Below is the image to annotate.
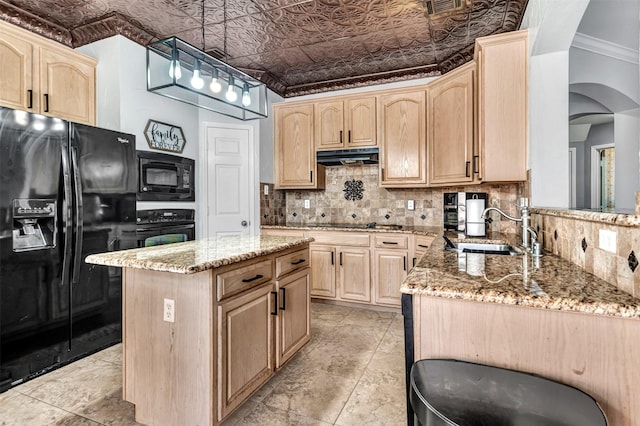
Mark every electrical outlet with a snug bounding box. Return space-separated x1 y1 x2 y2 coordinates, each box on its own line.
599 229 617 253
407 200 415 211
304 199 310 209
263 185 269 195
163 298 175 323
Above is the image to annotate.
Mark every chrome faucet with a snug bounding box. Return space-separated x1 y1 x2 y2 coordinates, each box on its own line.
481 198 538 250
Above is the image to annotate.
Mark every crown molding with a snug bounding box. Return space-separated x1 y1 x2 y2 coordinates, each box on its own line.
572 32 639 65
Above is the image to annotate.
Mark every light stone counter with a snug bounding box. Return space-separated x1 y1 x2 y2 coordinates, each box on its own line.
401 231 640 319
261 224 441 236
86 235 314 274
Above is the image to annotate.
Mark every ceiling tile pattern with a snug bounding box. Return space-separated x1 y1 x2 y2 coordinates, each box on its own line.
0 0 528 97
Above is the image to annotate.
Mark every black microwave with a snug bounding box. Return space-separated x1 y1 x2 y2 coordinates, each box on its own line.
137 151 195 201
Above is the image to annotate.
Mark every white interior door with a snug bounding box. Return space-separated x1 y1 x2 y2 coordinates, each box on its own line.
203 123 254 238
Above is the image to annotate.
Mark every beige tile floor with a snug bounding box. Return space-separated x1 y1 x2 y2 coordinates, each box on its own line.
1 302 406 426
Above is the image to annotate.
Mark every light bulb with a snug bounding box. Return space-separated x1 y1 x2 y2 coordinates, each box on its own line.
191 69 204 89
168 59 182 80
210 69 222 93
225 76 238 102
241 83 251 106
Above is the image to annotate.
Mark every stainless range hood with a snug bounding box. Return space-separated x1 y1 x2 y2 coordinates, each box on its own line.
316 147 379 166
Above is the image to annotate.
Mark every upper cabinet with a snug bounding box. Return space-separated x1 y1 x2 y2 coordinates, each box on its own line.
315 96 376 150
475 30 528 182
378 90 427 187
0 21 96 125
426 62 475 186
274 103 325 189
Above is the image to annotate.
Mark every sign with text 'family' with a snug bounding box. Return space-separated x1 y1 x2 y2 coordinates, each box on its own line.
144 120 186 153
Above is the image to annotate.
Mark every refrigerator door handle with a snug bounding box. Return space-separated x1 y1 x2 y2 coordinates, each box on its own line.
70 145 84 285
61 141 74 287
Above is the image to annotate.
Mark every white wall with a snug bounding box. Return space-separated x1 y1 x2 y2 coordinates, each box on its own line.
77 36 267 237
615 108 640 210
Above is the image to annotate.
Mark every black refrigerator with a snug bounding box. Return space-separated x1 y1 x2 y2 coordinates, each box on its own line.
0 107 137 392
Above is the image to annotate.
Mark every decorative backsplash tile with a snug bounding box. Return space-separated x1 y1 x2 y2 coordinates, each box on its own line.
260 183 286 226
531 211 640 298
276 165 525 231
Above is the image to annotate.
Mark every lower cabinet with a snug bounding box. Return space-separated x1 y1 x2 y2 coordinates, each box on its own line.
310 245 336 298
373 249 407 306
217 284 275 420
276 267 311 367
338 247 371 303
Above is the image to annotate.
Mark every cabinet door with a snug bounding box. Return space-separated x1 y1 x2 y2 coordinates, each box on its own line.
476 30 528 182
379 90 427 187
40 48 96 125
218 284 275 421
427 63 475 185
338 247 371 302
315 100 344 150
0 30 35 111
310 245 336 298
275 104 322 189
346 96 377 147
374 249 407 306
276 268 310 367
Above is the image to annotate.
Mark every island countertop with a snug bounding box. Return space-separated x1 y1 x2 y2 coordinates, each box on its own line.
401 232 640 319
85 235 314 274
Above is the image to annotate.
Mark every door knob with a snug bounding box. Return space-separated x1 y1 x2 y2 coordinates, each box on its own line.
241 220 248 227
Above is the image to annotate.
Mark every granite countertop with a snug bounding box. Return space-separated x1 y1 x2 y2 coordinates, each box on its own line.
531 207 639 227
85 235 314 274
261 224 441 237
401 231 640 319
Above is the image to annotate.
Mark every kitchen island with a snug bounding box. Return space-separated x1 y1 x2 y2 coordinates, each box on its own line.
86 235 313 426
401 232 640 425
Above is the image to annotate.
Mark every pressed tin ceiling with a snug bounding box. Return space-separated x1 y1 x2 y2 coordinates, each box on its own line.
0 0 528 97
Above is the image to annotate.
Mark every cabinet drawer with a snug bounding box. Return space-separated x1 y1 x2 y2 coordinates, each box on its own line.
217 259 273 300
414 235 435 253
374 234 409 249
276 248 310 278
307 231 370 246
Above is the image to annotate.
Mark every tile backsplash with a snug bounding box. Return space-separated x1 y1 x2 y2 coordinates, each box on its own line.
260 183 286 225
531 210 640 297
263 165 526 233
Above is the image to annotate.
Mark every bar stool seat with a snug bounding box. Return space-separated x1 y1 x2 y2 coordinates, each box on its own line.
410 359 607 426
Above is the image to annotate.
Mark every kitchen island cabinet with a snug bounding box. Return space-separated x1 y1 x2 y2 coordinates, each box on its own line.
401 232 640 425
86 235 312 426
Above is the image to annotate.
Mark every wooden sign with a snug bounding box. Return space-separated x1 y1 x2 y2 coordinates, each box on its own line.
144 120 186 153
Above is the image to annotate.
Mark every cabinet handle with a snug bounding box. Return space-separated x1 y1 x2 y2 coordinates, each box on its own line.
279 287 286 310
465 161 470 177
473 155 479 174
418 244 429 248
44 94 49 112
291 259 305 265
403 256 407 271
382 241 398 245
310 170 313 182
339 130 343 144
381 168 385 181
413 257 417 267
348 130 351 143
339 252 343 266
27 90 33 109
331 251 334 265
271 291 278 316
242 274 263 283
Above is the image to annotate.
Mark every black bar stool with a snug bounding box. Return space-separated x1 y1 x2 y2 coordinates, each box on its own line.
410 359 607 426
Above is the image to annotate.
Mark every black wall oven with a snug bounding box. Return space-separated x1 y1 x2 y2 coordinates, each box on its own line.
127 209 196 248
137 151 195 201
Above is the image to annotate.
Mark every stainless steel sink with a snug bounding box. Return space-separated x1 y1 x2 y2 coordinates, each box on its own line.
444 241 523 256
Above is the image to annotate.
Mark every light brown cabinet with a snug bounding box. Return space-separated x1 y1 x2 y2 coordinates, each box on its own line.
475 30 528 182
427 62 475 186
412 235 435 269
217 284 274 420
315 97 377 150
275 267 310 367
0 20 96 125
309 245 336 298
373 234 408 307
274 103 325 189
378 90 427 187
338 247 371 303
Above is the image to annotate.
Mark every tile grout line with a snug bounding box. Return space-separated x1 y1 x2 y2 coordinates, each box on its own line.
11 390 107 425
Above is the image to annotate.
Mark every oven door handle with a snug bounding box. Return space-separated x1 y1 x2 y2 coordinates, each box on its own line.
136 223 195 233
